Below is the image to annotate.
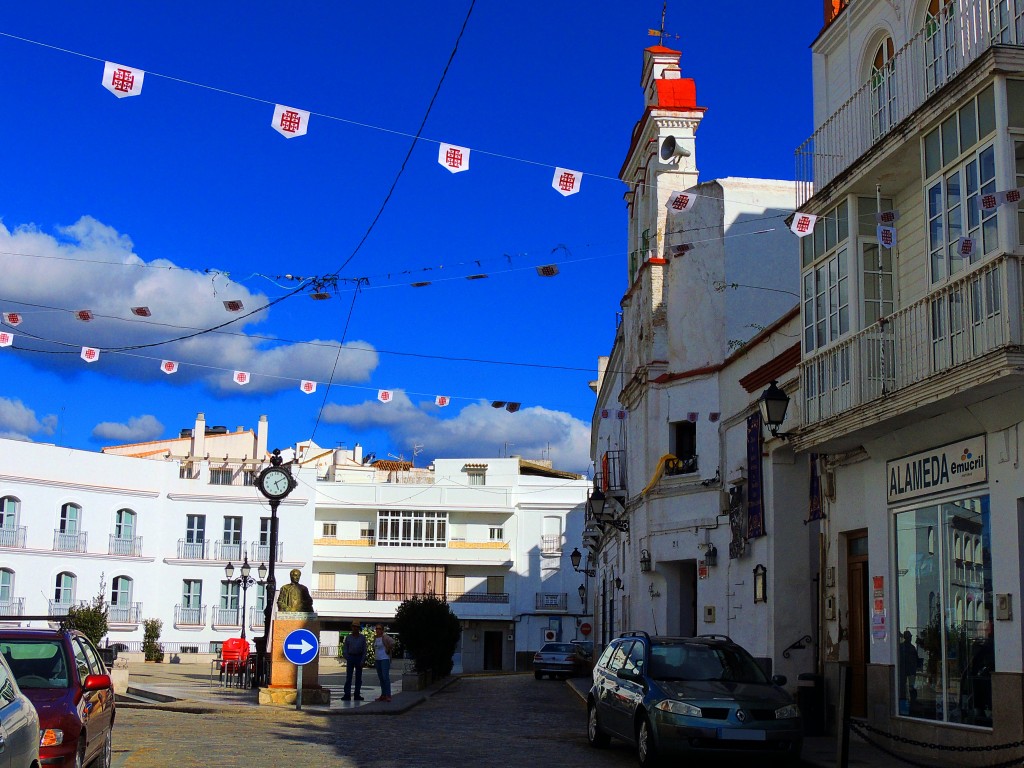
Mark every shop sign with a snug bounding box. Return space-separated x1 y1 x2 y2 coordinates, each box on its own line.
886 435 987 504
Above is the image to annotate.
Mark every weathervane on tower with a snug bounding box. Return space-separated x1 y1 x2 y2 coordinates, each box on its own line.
648 2 681 46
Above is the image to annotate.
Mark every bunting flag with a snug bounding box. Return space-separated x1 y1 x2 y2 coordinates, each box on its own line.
0 331 12 347
687 412 698 422
233 370 250 386
435 395 450 407
998 187 1024 205
131 306 152 317
956 236 977 259
75 310 94 322
272 104 309 138
160 360 178 374
666 190 696 212
438 143 469 173
877 225 897 249
790 212 817 237
535 265 559 277
874 210 900 224
102 62 144 98
981 192 999 211
81 346 100 363
300 380 316 394
552 167 581 196
223 300 244 312
708 412 721 422
491 401 506 408
3 312 22 326
601 409 610 419
377 389 393 403
616 410 627 420
505 402 521 413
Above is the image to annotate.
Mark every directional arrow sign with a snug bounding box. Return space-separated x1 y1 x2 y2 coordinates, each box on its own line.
282 628 319 666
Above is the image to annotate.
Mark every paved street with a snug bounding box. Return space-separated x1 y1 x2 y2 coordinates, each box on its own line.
107 667 906 768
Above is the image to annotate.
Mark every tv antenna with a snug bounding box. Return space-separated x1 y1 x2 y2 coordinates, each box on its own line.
412 443 424 466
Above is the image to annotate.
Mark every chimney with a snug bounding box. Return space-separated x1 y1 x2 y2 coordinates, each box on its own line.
354 443 363 464
192 413 206 459
256 415 269 460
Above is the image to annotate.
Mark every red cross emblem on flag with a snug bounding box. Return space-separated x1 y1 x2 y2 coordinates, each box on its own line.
81 347 99 363
272 104 310 138
161 360 178 374
601 409 610 419
435 395 450 407
280 110 301 133
672 194 689 210
552 167 581 196
879 227 894 247
76 310 93 322
1005 188 1022 204
131 306 152 317
438 143 470 173
112 68 134 93
981 193 998 210
3 313 21 326
102 61 144 98
957 237 975 257
223 300 244 312
300 380 316 394
234 371 250 386
616 410 627 420
378 389 392 403
0 332 11 347
791 214 816 236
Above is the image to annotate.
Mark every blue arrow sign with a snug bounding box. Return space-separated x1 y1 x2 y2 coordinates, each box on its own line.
282 628 319 666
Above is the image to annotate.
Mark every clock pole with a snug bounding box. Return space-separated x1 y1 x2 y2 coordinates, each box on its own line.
255 448 294 685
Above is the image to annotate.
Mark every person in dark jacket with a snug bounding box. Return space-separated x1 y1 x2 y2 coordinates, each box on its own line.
341 622 367 701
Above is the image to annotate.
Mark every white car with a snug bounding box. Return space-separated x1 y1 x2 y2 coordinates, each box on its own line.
0 649 39 768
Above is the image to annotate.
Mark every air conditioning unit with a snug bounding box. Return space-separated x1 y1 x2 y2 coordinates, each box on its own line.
543 629 558 643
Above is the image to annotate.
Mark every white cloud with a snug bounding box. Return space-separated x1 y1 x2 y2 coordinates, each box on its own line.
0 397 57 436
0 216 380 393
92 414 165 443
321 391 592 474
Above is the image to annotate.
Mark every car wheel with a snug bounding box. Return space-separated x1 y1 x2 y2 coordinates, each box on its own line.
74 740 85 768
534 670 543 680
636 716 660 767
587 702 611 748
98 730 112 768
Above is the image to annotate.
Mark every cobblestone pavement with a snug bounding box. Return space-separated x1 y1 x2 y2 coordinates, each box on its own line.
112 674 638 768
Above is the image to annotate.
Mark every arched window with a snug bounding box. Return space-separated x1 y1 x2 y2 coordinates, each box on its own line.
111 509 138 555
924 0 957 93
0 568 13 605
110 576 134 622
0 496 20 548
53 572 76 608
955 596 964 622
60 503 81 533
870 37 896 140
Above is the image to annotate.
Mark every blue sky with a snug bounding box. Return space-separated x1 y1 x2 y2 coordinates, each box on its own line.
0 2 822 474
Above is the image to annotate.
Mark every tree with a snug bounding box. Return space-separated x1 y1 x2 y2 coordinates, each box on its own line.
142 618 164 662
393 595 460 677
65 574 108 646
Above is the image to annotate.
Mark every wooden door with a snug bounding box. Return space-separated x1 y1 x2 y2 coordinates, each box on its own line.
847 534 869 718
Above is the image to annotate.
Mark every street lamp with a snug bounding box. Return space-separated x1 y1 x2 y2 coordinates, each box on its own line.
578 584 586 605
224 555 264 640
570 547 596 577
588 489 629 532
758 380 791 438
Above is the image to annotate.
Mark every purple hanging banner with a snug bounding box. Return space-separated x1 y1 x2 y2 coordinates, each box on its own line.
808 453 824 522
746 413 765 538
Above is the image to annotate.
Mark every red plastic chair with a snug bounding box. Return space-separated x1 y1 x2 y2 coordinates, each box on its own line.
219 638 251 685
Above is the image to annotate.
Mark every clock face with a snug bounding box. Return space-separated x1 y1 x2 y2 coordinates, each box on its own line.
259 467 292 498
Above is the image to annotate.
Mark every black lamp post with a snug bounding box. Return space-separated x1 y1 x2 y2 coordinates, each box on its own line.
570 547 596 577
588 489 629 532
759 380 791 437
578 584 586 605
224 555 264 640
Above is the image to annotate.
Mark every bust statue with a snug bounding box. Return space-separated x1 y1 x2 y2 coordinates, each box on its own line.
276 568 314 613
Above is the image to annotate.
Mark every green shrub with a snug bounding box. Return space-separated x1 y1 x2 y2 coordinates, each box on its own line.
393 596 460 677
65 576 108 646
142 618 164 662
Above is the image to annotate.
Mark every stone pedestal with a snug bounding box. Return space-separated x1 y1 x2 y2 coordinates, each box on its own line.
260 612 331 706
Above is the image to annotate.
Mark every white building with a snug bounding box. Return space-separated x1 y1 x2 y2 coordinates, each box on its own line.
588 43 819 688
303 447 591 672
0 414 315 657
793 0 1024 751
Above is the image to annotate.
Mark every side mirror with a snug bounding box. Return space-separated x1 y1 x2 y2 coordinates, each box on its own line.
771 674 787 687
83 674 112 691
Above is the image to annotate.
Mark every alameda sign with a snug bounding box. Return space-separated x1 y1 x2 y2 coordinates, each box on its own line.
887 436 986 504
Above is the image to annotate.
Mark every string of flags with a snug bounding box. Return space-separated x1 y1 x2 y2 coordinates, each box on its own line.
0 326 533 413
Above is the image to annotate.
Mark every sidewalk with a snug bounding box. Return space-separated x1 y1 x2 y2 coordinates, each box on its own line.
564 677 906 768
121 657 453 715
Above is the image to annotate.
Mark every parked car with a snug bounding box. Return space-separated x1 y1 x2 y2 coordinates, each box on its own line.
571 640 594 674
587 631 802 767
533 642 580 679
0 626 115 768
0 647 40 768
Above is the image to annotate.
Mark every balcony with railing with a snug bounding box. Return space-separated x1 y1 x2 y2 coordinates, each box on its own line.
251 541 284 563
0 526 26 549
214 540 245 561
249 605 265 630
174 604 207 627
596 450 627 495
797 0 1022 206
0 597 24 617
49 599 88 616
212 606 241 628
177 539 209 559
540 534 562 555
798 254 1023 448
108 534 144 557
535 592 568 612
108 602 142 625
53 530 88 553
664 455 699 476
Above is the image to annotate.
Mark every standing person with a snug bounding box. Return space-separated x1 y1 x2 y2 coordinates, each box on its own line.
898 629 920 713
373 624 395 702
341 622 367 701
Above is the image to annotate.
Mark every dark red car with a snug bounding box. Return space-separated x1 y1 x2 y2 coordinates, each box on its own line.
0 627 115 768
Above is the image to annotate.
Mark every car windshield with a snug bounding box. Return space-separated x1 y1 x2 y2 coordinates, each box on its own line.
0 640 70 689
648 642 769 684
540 643 575 654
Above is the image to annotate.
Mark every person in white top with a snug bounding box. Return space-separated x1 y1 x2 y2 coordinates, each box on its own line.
373 624 396 701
